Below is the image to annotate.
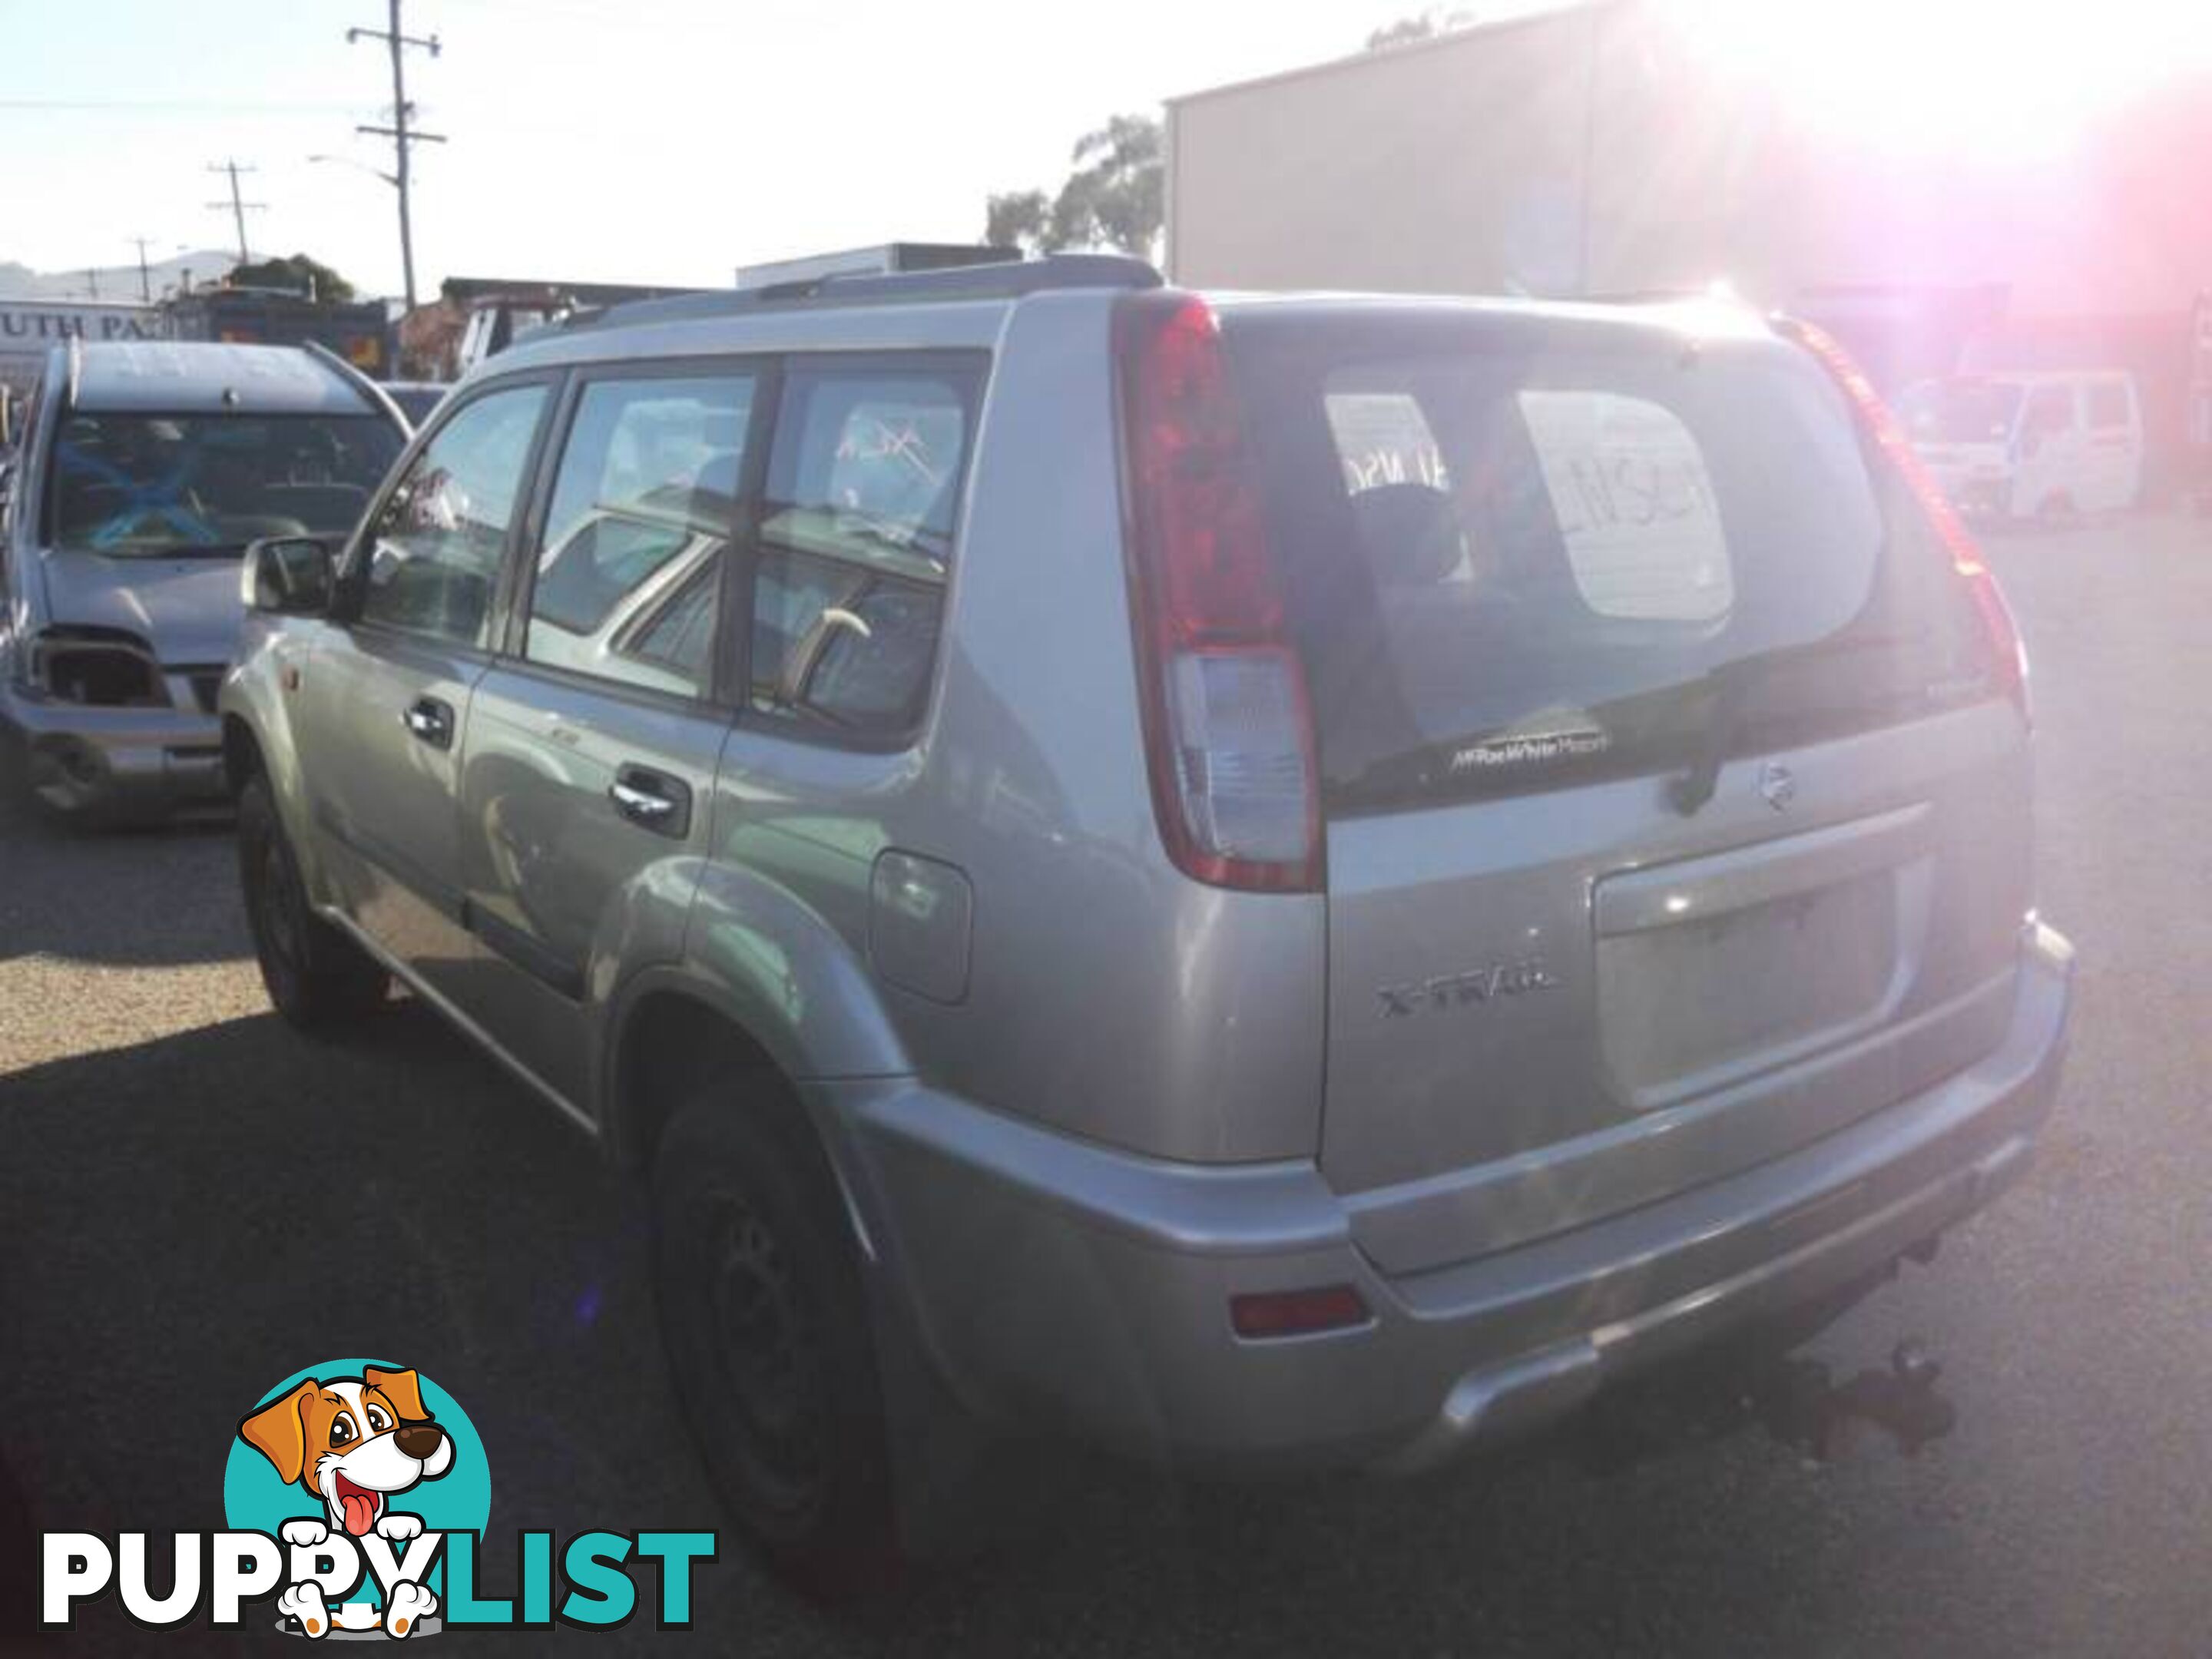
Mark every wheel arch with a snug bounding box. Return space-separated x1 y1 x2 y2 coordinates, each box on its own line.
604 972 839 1179
220 711 263 794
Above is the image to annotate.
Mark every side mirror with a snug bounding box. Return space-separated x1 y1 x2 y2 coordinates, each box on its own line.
242 535 336 616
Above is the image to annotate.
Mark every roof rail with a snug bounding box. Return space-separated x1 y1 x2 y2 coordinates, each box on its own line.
558 253 1164 336
302 339 412 429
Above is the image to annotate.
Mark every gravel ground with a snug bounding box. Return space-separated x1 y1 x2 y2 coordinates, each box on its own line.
2 512 2207 1655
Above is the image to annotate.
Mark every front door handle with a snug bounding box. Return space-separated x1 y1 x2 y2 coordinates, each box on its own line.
402 697 454 749
608 764 690 837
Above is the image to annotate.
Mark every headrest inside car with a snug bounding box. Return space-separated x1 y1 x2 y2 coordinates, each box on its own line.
1349 482 1468 586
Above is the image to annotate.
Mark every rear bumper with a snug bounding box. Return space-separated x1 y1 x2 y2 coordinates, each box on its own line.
0 683 227 819
828 923 2073 1475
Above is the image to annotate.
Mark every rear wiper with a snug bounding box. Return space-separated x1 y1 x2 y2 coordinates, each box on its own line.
1668 629 1922 816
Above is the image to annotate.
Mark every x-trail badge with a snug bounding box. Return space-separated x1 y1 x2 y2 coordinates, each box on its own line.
1759 762 1798 810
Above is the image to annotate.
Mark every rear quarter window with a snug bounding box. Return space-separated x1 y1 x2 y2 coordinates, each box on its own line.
748 356 982 740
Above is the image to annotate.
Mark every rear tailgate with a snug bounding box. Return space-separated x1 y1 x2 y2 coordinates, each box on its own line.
1227 303 2032 1273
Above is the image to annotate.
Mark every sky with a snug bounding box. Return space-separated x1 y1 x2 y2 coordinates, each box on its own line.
0 0 1455 299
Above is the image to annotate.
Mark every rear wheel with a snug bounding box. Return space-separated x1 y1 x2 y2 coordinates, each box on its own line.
237 774 388 1032
651 1084 898 1593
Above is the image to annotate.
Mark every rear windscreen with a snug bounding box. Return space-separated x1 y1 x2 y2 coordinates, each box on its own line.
1227 313 1988 812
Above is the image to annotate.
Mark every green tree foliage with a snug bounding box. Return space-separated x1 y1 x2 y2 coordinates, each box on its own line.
985 190 1053 254
982 114 1164 260
227 253 356 303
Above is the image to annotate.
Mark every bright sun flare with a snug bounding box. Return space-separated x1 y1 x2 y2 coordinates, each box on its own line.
1659 0 2212 161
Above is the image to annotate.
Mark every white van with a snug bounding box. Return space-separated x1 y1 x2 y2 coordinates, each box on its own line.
1900 371 2143 522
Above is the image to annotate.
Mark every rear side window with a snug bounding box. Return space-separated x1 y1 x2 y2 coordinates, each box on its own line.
2086 382 2132 429
1230 318 1980 810
748 359 979 739
2021 387 2076 449
358 384 548 646
522 373 755 699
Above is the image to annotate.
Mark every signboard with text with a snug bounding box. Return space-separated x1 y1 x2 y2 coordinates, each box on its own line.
0 300 164 392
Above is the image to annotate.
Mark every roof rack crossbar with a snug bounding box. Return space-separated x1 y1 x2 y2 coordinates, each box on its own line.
558 253 1163 336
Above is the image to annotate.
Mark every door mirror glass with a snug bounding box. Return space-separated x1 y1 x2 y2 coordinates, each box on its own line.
243 535 337 615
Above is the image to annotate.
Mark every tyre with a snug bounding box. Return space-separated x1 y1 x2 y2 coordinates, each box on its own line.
651 1084 898 1593
237 773 389 1032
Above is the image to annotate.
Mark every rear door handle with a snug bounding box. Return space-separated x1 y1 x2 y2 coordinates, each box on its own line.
608 764 691 838
402 696 454 749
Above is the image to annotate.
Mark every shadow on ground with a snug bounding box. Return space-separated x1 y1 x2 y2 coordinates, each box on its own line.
0 1002 1960 1659
0 788 247 970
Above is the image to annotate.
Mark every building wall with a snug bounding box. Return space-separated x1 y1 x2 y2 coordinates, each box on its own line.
1168 10 1600 298
1166 2 2212 323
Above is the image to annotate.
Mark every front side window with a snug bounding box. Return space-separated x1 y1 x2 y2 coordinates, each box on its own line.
2022 388 2076 452
749 360 978 738
1899 379 2021 446
2087 382 2132 429
357 384 548 646
47 412 402 558
522 373 755 698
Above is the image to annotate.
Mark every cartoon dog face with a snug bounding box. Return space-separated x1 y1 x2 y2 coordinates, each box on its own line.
239 1366 453 1538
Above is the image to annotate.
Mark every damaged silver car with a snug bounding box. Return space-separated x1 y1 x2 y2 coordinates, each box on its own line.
0 339 407 823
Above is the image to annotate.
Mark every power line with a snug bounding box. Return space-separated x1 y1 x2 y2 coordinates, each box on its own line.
205 160 267 264
0 97 359 114
347 0 445 313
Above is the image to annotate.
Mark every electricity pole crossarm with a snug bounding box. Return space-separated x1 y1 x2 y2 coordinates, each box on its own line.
346 0 444 313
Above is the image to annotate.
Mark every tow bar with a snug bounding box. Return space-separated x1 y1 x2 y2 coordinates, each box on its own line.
1750 1339 1957 1461
1579 1336 1959 1472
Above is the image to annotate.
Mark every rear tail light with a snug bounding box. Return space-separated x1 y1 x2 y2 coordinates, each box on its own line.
1778 318 2029 720
1115 291 1321 892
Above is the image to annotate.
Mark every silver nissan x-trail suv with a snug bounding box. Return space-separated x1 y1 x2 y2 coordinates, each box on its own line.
220 255 2074 1581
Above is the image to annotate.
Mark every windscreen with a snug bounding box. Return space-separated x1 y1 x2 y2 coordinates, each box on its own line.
48 410 403 557
1898 379 2023 445
1227 313 1989 812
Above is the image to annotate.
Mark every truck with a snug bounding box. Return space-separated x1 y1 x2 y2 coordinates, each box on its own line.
161 286 394 377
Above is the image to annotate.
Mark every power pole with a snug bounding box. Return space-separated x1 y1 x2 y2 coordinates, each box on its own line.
127 237 155 302
348 0 443 313
205 160 266 264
